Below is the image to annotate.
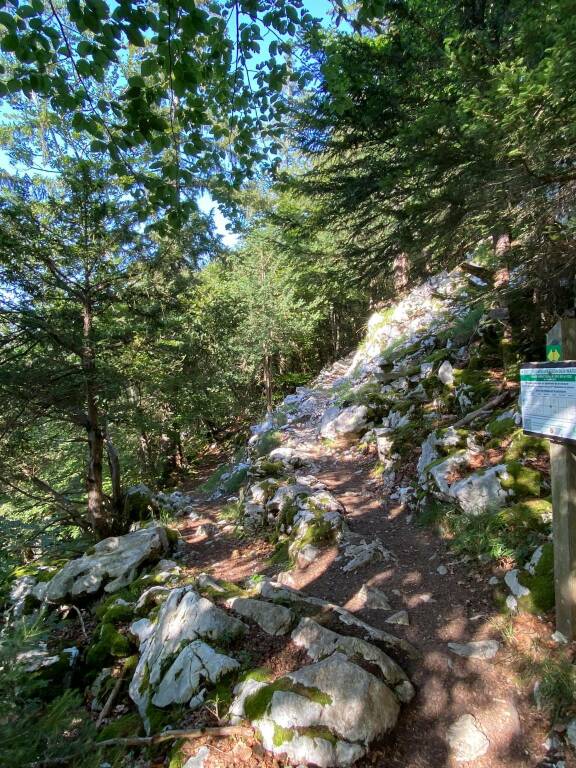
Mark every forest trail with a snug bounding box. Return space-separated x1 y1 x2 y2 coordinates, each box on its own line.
175 355 562 768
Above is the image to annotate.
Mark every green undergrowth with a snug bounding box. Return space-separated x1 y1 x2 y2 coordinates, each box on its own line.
500 462 541 498
200 463 248 494
254 430 283 457
505 430 549 462
418 497 551 565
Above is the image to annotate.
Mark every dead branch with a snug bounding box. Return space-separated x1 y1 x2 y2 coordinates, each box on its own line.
96 665 127 730
96 725 253 749
450 389 516 429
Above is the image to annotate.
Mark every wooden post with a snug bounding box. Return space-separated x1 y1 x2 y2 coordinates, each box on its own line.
548 319 576 639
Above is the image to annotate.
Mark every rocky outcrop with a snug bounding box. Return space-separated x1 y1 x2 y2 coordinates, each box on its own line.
231 652 400 767
129 586 246 728
36 525 174 603
320 405 369 442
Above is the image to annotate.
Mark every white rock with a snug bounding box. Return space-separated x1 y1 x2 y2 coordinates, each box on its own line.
448 640 499 660
446 714 489 761
320 405 369 442
235 652 400 766
437 565 448 576
225 597 294 636
129 587 246 728
438 360 455 386
428 451 469 496
565 718 576 748
385 610 409 626
183 746 210 768
152 640 239 707
41 526 172 603
525 545 544 576
291 618 413 698
357 584 392 611
342 538 391 572
552 631 568 645
448 464 509 515
504 569 530 598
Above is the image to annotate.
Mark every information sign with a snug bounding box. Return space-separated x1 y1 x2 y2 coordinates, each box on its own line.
520 362 576 444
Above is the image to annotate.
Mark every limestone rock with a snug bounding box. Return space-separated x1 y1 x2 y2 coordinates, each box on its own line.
448 465 509 515
224 597 294 635
266 483 312 513
234 652 400 767
41 525 172 603
446 714 489 761
504 569 530 598
357 584 392 611
385 610 409 626
438 360 454 386
129 586 246 728
342 537 392 572
320 405 369 442
152 639 239 708
428 451 469 496
448 640 499 660
183 747 210 768
291 618 414 701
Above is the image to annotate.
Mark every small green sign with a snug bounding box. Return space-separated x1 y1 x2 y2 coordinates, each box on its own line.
547 342 562 362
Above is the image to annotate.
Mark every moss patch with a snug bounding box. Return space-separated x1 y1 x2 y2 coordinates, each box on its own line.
273 723 295 747
244 678 332 721
505 430 549 462
86 623 132 668
518 542 555 613
487 415 516 439
97 712 142 741
501 462 541 498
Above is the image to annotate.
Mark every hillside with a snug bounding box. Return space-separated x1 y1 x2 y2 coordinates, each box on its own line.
3 264 571 768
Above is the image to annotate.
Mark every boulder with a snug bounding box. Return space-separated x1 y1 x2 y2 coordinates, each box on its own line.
448 465 509 515
320 405 369 443
129 586 246 728
234 652 400 767
266 483 313 513
291 618 413 701
41 525 172 603
224 597 294 635
124 484 154 521
437 360 454 386
446 714 489 761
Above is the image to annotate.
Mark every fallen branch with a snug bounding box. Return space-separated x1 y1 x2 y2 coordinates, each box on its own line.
96 665 127 730
450 389 516 429
96 725 253 749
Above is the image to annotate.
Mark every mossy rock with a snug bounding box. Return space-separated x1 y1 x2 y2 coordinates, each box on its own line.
505 430 549 462
86 623 133 668
254 460 285 478
255 430 283 458
501 462 541 498
518 543 555 613
244 677 332 721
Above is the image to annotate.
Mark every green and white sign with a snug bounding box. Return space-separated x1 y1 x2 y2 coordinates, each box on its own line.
521 363 576 442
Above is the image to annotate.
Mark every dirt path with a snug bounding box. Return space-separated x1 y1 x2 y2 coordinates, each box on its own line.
176 404 569 768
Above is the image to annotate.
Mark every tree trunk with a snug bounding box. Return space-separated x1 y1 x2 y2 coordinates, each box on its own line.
82 299 109 539
393 252 409 293
492 231 514 374
263 354 273 414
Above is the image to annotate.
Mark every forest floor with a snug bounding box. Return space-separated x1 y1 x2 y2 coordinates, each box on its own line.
171 419 576 768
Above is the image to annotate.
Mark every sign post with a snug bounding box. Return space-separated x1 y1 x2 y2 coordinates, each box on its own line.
521 319 576 639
